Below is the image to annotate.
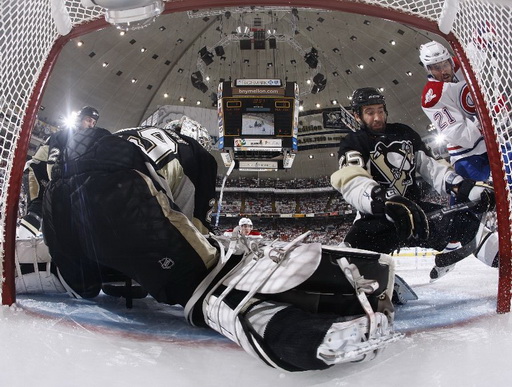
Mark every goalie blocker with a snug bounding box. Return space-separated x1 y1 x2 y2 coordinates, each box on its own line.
185 233 400 372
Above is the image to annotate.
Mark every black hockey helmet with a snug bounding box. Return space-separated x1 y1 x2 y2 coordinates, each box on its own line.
78 106 100 122
351 87 387 116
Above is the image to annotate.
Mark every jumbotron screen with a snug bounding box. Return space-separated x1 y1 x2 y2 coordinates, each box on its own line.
219 80 298 147
218 79 299 171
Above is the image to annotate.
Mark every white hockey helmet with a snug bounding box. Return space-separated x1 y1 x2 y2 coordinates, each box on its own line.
419 41 452 68
164 116 213 151
239 218 253 227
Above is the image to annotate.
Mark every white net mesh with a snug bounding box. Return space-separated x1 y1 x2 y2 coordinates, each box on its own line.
1 0 511 310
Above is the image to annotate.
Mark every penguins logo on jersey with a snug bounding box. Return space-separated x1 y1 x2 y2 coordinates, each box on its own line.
371 140 414 196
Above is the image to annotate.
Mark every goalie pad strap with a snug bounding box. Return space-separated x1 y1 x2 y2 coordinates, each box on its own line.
338 257 378 337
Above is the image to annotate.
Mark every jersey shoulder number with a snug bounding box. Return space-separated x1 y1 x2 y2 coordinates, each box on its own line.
339 150 364 169
125 127 178 164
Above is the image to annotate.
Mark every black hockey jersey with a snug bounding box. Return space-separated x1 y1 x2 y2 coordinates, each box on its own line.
114 126 217 234
42 127 217 303
331 123 456 214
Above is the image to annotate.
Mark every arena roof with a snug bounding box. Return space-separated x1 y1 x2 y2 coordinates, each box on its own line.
38 6 448 179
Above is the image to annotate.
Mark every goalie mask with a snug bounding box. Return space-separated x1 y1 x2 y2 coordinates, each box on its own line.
164 116 212 151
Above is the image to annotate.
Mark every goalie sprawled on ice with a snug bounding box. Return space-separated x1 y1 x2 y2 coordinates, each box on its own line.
16 116 400 371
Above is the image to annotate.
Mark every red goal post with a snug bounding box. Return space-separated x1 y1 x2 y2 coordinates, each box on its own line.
1 0 511 312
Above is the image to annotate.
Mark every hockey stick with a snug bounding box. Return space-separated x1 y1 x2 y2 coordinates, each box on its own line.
215 159 235 227
426 201 479 222
427 202 492 268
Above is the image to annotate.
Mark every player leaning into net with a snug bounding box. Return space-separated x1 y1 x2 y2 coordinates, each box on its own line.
17 115 401 371
330 87 498 284
419 41 499 279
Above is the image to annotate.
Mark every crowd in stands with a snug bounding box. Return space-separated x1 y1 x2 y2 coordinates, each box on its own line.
216 217 354 245
216 191 353 216
31 117 58 140
216 175 332 189
213 176 450 245
27 116 59 155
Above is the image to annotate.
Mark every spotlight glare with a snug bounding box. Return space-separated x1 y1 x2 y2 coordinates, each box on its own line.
62 111 78 129
435 133 446 144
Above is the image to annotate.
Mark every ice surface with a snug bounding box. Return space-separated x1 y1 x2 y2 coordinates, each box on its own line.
1 253 512 387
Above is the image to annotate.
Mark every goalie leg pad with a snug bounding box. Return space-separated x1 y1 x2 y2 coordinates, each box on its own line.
202 292 292 369
320 246 396 316
203 291 389 372
473 223 499 267
185 232 319 326
15 236 65 294
196 245 399 371
16 264 65 294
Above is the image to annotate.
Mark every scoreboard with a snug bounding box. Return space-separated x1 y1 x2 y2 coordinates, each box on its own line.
218 79 299 171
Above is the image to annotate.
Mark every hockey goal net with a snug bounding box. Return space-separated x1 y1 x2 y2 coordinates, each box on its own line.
1 0 511 312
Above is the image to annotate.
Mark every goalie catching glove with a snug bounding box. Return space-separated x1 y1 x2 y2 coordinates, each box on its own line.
453 179 495 213
371 186 429 242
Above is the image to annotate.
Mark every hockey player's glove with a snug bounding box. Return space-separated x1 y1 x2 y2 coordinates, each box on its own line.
455 179 495 213
371 186 429 242
385 196 430 242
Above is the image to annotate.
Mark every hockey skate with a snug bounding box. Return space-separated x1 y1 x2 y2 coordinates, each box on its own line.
429 220 499 282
